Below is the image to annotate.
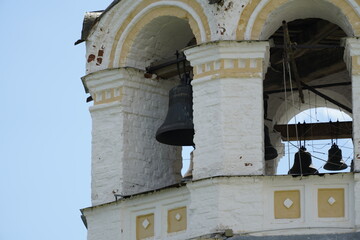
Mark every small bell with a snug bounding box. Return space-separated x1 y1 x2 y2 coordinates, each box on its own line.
323 143 348 171
288 146 318 175
264 125 278 160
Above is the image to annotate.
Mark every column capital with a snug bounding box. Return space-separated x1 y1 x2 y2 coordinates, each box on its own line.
344 38 360 76
184 40 270 80
82 67 163 106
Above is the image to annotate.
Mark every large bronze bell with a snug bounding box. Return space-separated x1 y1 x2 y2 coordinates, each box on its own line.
288 146 318 175
264 125 278 160
156 74 194 146
323 143 348 171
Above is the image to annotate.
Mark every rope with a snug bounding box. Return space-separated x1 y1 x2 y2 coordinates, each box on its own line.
283 61 291 171
286 61 303 176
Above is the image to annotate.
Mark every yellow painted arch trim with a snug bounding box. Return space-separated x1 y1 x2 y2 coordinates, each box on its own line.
237 0 360 40
109 0 211 68
236 0 261 40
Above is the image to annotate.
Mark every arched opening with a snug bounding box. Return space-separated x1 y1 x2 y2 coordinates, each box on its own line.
125 15 197 179
263 18 352 175
277 107 352 175
126 16 196 70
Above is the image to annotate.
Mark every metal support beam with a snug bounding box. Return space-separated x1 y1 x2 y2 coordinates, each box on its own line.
146 55 186 73
264 81 351 94
300 81 352 113
274 121 352 141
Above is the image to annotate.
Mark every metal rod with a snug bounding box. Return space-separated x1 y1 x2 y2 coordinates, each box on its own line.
264 82 351 94
146 55 187 73
300 81 352 113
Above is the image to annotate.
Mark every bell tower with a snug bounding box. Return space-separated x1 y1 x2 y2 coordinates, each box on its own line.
78 1 360 240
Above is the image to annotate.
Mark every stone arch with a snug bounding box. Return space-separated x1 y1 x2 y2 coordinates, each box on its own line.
237 0 360 40
108 0 211 69
273 88 352 125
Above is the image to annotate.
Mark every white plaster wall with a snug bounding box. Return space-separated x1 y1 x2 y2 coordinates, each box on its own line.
186 179 222 237
191 77 224 178
354 173 360 230
120 74 183 195
353 74 360 172
191 77 264 178
83 173 357 240
86 204 124 240
187 177 265 235
263 174 355 235
84 186 190 240
84 68 182 205
185 41 269 178
205 0 250 40
90 102 125 205
188 174 356 237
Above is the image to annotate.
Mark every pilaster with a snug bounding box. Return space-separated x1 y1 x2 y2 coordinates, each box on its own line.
184 41 270 179
83 68 182 205
344 38 360 172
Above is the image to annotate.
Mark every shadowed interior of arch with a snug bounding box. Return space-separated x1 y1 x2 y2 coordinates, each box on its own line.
263 18 353 175
276 107 353 175
125 15 196 72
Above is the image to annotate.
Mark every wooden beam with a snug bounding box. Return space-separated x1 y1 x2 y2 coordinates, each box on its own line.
274 121 352 141
272 22 339 65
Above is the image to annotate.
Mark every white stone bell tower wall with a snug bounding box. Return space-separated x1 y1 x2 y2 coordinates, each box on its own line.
83 68 182 205
79 0 360 239
185 41 270 178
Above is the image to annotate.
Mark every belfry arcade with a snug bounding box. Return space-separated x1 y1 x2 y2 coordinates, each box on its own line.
77 0 360 239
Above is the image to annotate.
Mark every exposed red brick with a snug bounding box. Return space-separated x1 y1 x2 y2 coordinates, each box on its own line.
87 54 96 63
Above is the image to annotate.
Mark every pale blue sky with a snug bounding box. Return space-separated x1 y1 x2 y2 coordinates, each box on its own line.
0 1 112 239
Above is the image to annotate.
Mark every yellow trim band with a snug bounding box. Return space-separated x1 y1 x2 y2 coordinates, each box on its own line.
237 0 360 40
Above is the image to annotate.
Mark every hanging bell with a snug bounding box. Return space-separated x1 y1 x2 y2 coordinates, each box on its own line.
156 75 194 146
288 146 318 175
264 125 278 160
323 143 348 171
